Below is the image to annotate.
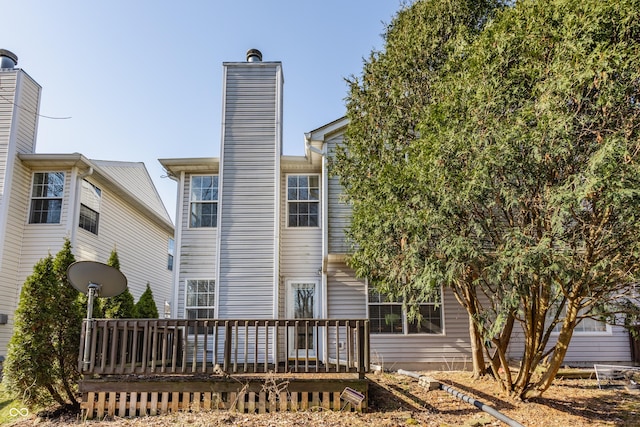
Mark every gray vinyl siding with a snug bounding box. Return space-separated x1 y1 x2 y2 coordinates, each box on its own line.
325 134 352 254
368 289 471 369
217 62 282 319
325 263 366 361
176 173 217 318
278 170 323 318
508 323 632 365
326 262 472 369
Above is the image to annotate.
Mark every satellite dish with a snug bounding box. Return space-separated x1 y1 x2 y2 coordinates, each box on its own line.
68 261 128 371
67 261 127 297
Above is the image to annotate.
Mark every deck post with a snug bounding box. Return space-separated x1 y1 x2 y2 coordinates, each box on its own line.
223 321 232 373
357 321 366 379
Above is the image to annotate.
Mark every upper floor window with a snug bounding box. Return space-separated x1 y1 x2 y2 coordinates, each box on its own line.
79 180 101 234
190 175 218 228
287 175 319 227
167 238 175 271
368 289 443 335
29 172 64 224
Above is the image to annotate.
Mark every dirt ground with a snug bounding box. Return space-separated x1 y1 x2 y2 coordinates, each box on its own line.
7 371 640 426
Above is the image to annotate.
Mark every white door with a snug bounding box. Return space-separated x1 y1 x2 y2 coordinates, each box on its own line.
288 282 318 359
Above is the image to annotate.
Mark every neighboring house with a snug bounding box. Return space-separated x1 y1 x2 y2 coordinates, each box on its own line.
161 49 635 370
0 50 174 358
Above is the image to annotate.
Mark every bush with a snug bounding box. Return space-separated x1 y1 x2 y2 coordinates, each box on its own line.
135 283 159 318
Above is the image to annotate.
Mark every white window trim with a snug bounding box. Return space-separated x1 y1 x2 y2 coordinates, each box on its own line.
285 173 321 229
550 307 613 336
366 285 445 336
28 171 65 225
188 174 218 229
184 278 216 320
78 179 101 235
286 279 320 319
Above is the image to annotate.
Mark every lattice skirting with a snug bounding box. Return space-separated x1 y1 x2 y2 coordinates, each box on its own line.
80 377 368 419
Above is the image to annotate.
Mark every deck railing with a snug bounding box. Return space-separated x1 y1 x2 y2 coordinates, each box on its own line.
79 318 370 377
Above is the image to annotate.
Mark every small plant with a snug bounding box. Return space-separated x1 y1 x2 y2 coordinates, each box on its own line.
135 283 159 318
261 371 290 407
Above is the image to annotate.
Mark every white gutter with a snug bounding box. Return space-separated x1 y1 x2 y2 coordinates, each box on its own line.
69 166 94 246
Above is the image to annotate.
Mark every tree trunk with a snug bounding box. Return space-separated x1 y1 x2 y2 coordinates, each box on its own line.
524 302 578 398
468 313 486 377
452 283 487 377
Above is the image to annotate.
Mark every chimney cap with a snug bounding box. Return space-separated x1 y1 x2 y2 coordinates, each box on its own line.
246 49 262 62
0 49 18 67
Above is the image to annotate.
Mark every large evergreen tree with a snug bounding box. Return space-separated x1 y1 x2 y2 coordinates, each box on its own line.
52 239 83 407
332 0 505 377
333 0 640 398
4 239 82 408
425 0 640 397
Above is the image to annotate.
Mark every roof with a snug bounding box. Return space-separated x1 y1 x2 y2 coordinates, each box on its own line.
18 153 174 233
158 157 220 177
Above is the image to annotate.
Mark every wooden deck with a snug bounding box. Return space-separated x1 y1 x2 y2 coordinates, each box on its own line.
79 318 370 418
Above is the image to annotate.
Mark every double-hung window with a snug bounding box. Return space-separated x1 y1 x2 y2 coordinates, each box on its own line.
185 279 215 335
185 279 216 320
29 172 65 224
167 238 175 271
78 180 101 234
190 175 218 228
368 289 443 334
287 175 319 227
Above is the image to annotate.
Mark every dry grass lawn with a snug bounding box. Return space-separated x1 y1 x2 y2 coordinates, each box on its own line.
5 370 640 426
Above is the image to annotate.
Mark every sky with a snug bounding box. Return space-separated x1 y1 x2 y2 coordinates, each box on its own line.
1 1 404 222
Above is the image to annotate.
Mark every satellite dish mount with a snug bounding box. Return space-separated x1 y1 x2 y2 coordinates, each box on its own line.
67 261 127 369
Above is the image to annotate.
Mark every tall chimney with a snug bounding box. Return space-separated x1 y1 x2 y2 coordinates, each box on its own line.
0 49 18 69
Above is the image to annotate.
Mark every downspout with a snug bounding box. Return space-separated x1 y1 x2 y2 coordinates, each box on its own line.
70 166 94 246
170 170 185 318
305 133 328 361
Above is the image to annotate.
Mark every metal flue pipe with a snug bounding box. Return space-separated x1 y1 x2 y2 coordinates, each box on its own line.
397 369 525 427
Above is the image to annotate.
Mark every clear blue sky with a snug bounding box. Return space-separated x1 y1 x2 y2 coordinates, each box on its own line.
1 1 403 221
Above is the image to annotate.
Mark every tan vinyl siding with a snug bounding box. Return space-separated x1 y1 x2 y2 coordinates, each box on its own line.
14 73 40 155
0 72 17 198
92 160 171 224
75 177 173 313
0 160 31 353
0 70 41 355
19 170 73 267
217 62 282 318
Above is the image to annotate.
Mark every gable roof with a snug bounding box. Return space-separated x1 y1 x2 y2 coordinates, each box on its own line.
92 159 172 223
18 153 173 232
